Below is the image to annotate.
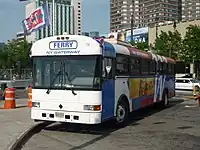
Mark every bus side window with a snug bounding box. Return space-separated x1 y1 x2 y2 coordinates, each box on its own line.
130 58 140 76
149 61 156 75
116 54 129 76
103 57 113 79
157 62 163 74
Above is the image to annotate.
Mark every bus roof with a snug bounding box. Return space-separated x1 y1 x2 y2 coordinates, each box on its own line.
103 38 175 63
30 34 175 64
31 35 102 56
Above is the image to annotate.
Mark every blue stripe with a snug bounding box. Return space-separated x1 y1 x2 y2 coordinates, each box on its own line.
132 95 154 110
102 80 115 121
103 42 116 57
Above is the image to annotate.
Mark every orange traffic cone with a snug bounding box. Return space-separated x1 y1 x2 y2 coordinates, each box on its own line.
4 88 16 109
27 87 32 108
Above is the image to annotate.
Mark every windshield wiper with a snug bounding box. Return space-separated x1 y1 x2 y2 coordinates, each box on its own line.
46 62 77 96
46 71 61 94
63 63 77 96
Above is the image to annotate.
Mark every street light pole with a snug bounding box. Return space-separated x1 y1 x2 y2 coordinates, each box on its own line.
169 20 177 58
155 17 158 38
131 17 133 43
130 1 134 43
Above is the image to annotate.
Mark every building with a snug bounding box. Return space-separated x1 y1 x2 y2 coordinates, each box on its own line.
26 0 82 42
0 42 5 49
181 0 200 21
89 31 99 38
110 0 180 33
16 31 25 41
148 19 200 47
71 0 82 35
82 31 100 37
82 32 89 36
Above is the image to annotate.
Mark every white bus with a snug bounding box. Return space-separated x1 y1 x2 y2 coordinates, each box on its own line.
30 34 175 125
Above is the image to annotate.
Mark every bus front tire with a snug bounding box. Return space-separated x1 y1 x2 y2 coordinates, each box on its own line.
115 100 129 125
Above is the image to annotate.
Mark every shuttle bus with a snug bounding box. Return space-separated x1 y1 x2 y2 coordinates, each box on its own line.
30 34 175 125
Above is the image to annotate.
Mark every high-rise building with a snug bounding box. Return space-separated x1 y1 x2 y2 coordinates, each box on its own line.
25 0 82 42
71 0 82 35
110 0 180 33
181 0 200 21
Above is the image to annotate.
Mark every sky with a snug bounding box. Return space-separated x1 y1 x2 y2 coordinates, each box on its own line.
0 0 109 42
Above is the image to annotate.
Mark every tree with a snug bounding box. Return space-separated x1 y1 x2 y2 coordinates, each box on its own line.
0 39 32 69
182 25 200 62
0 46 8 69
154 30 183 59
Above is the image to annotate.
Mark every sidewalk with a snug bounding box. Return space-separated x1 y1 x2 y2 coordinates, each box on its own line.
0 99 35 150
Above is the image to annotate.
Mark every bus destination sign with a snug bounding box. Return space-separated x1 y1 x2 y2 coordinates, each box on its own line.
49 40 78 50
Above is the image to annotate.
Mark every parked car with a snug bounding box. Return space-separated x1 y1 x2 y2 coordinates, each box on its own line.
175 78 200 90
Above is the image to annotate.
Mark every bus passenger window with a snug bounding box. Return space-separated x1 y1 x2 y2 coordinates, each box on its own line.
149 61 156 75
130 58 140 76
116 54 129 76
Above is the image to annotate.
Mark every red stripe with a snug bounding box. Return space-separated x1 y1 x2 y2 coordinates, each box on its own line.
141 98 154 107
127 47 152 60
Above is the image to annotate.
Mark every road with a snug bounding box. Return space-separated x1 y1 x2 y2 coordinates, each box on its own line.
20 97 200 150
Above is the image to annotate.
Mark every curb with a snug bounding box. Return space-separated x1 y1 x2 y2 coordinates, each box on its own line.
8 122 52 150
183 96 195 100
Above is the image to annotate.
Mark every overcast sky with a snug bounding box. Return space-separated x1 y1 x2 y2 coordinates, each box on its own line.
0 0 110 42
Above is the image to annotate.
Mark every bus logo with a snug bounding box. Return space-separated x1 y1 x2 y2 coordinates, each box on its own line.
49 40 78 50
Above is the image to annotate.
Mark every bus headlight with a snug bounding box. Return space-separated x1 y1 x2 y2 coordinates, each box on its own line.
83 105 101 111
32 102 40 108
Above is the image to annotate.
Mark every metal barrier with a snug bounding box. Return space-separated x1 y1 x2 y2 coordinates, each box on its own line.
0 68 32 80
0 79 32 89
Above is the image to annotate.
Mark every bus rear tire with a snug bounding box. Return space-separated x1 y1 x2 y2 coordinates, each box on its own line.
115 100 129 126
161 91 169 108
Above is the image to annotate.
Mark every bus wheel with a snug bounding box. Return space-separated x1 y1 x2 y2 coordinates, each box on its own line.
162 92 169 107
115 101 128 125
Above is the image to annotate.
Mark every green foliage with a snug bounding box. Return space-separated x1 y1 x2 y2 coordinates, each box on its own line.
0 39 32 69
182 25 200 62
154 30 183 59
129 41 148 51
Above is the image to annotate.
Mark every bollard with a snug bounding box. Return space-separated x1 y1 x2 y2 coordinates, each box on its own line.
193 86 199 97
4 88 16 109
27 87 32 108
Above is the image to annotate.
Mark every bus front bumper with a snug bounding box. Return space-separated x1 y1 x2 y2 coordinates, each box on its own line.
31 108 102 124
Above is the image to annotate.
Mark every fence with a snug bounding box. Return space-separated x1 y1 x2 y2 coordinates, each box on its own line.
0 68 32 80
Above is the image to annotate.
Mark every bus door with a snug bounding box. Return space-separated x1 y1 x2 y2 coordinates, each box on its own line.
102 57 115 121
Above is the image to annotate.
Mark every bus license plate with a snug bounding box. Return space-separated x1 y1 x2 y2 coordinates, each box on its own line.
55 112 64 118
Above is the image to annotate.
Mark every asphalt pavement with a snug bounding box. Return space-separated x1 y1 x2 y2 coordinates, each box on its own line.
21 97 200 150
0 99 34 150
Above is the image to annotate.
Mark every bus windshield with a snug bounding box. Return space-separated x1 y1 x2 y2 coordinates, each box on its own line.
33 56 101 90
